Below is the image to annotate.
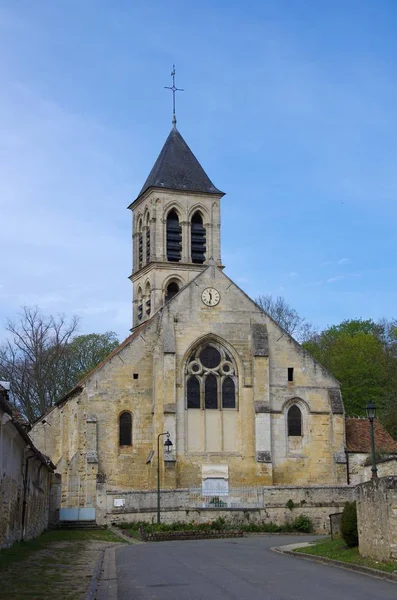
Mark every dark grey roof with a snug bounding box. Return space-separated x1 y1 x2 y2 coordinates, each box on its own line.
136 127 223 199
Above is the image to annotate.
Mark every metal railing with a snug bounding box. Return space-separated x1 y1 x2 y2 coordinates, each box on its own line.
189 487 263 509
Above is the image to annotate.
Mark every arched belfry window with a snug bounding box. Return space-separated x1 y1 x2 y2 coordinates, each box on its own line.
165 281 180 302
137 287 143 321
166 210 182 262
145 282 151 316
145 213 151 262
287 405 302 437
138 219 143 269
191 211 206 264
119 412 132 446
186 342 237 410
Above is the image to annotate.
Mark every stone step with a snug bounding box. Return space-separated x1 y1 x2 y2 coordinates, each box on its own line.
58 521 101 529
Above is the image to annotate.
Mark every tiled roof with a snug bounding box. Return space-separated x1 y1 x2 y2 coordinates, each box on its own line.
345 417 397 453
136 127 223 200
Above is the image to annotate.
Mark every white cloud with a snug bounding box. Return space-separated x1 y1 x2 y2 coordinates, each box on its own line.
338 258 350 265
287 271 299 277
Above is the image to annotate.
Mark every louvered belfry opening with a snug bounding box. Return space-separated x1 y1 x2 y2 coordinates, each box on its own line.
146 216 151 263
138 220 143 268
166 210 182 262
191 212 206 264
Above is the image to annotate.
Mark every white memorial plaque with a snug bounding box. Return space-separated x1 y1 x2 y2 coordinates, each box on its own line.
202 478 229 496
113 498 125 507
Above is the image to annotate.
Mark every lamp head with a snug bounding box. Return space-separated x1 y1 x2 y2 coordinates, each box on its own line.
164 435 173 454
366 401 376 420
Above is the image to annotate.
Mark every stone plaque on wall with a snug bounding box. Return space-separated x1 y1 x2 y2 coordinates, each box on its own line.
202 477 229 496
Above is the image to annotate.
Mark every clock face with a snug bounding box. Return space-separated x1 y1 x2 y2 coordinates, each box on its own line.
202 287 220 307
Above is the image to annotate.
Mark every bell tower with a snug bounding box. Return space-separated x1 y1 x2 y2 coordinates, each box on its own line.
128 125 224 328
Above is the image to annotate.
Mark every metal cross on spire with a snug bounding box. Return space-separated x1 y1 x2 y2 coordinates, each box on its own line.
165 64 184 127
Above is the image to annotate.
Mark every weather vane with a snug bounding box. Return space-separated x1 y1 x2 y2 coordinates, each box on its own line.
165 64 183 127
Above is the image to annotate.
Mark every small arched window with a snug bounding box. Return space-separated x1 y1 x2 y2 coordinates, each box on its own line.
119 412 132 446
146 213 151 263
166 210 182 262
137 287 143 321
191 212 206 264
138 219 143 269
145 282 151 316
287 405 302 437
165 281 179 302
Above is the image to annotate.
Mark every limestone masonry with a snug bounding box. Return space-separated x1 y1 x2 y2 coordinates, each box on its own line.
30 123 352 527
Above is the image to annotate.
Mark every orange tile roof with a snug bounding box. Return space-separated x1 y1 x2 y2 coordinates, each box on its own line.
345 417 397 453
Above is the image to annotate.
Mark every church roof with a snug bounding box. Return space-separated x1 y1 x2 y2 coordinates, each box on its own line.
345 417 397 453
135 127 223 200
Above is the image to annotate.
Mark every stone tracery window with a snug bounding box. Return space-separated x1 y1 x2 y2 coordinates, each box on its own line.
186 342 237 410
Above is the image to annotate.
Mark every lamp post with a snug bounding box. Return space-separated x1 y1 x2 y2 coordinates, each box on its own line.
366 401 378 479
157 431 173 524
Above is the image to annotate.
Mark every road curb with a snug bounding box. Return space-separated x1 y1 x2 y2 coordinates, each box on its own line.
272 546 397 584
85 547 105 600
109 524 144 544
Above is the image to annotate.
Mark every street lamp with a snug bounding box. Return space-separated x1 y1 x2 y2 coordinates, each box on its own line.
157 432 173 524
365 401 378 479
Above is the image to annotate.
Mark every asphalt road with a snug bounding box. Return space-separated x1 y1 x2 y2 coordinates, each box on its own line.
116 535 396 600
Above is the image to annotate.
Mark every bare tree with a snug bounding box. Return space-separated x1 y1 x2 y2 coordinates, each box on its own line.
0 306 79 422
255 294 315 342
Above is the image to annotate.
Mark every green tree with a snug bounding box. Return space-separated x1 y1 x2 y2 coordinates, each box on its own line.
0 306 119 422
63 332 119 385
303 319 397 436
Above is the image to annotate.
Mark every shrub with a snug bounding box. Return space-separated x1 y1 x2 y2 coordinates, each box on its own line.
210 516 227 530
292 514 313 533
340 501 358 547
286 499 295 511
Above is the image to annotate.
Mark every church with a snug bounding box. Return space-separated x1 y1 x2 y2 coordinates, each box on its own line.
30 114 348 524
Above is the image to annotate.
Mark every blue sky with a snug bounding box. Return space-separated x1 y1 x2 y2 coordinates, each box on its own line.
1 0 396 342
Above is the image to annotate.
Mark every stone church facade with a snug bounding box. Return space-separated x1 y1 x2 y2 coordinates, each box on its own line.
31 124 348 524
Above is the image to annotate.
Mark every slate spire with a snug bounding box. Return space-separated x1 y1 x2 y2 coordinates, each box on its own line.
136 128 223 200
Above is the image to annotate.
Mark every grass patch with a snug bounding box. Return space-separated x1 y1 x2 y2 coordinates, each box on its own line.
295 538 397 574
0 528 120 569
0 527 122 600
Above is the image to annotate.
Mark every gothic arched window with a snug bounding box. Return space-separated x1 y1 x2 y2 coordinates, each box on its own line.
145 282 151 316
287 405 302 437
191 211 206 264
166 210 182 262
119 412 132 446
165 281 180 302
137 287 143 321
145 213 151 263
138 218 143 269
186 342 237 410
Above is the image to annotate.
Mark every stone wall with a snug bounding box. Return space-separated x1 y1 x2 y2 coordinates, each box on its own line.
356 476 397 561
99 485 354 533
348 453 397 485
0 401 57 548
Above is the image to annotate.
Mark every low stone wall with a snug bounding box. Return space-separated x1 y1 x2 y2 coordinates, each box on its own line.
357 476 397 562
101 485 355 533
139 528 244 542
